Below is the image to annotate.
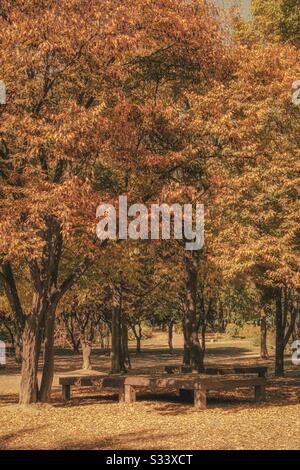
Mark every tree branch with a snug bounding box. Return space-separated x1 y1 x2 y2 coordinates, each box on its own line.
53 256 94 303
1 262 25 330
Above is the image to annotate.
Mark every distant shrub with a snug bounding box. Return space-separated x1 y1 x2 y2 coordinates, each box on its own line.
239 323 260 339
142 324 153 339
225 323 240 338
239 323 276 349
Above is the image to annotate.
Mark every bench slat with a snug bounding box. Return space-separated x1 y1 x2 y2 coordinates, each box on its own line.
165 365 268 376
124 375 266 390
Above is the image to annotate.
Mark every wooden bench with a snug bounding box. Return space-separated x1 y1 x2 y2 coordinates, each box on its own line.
121 374 266 409
59 370 267 409
59 374 125 402
165 365 268 378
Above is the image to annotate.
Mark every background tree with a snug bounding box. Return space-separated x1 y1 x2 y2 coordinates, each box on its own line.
0 0 230 402
207 44 300 375
235 0 300 47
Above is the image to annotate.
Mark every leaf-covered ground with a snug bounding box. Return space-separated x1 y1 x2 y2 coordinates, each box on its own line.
0 334 299 450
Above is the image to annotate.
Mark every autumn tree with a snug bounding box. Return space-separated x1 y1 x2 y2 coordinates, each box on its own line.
0 0 243 402
0 0 114 403
206 44 300 375
235 0 300 47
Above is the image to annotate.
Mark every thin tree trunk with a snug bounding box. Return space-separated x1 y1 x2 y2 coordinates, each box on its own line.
99 326 105 349
184 254 204 372
111 301 121 374
121 313 130 370
137 323 142 354
201 323 206 352
73 339 80 354
132 323 142 353
136 335 141 353
283 308 297 349
218 302 225 333
260 313 269 360
14 336 22 364
105 330 110 350
70 334 80 354
168 320 174 353
182 316 190 366
275 288 284 377
2 322 22 364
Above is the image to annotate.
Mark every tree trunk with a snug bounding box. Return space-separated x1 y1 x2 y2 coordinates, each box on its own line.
39 302 58 403
134 323 142 354
218 302 225 333
182 316 191 366
168 320 174 353
136 336 141 353
14 337 22 364
275 288 285 377
19 316 42 404
70 334 80 354
99 325 105 349
201 323 206 352
283 299 296 349
260 313 269 360
121 313 130 370
73 340 80 354
3 242 93 404
81 340 92 370
6 328 22 364
111 301 121 373
294 317 300 341
105 331 110 350
129 321 142 354
184 254 205 372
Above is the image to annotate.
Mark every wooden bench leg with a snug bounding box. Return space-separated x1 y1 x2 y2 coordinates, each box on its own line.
124 385 136 403
118 387 125 403
62 384 71 402
255 385 265 402
194 384 207 409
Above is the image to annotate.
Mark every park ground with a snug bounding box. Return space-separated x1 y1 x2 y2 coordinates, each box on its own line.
0 332 299 450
